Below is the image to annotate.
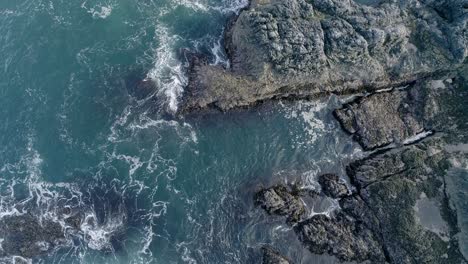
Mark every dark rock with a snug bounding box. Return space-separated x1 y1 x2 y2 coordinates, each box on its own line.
348 140 466 263
180 0 467 112
334 71 468 263
318 174 349 198
255 185 305 223
132 79 156 100
333 70 466 150
0 214 66 258
261 246 291 264
295 213 386 263
333 86 429 150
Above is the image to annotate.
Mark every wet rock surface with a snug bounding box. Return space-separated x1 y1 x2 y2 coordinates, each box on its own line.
295 213 386 263
180 0 467 112
0 214 66 258
255 184 305 223
344 140 465 263
262 246 291 264
179 0 468 259
318 173 349 198
334 87 427 150
254 69 468 263
333 72 460 150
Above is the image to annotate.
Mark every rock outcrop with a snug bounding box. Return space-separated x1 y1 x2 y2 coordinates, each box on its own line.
180 0 467 112
255 185 305 223
262 246 291 264
295 212 386 262
180 0 468 261
342 139 465 263
255 69 468 263
318 173 349 198
0 214 66 259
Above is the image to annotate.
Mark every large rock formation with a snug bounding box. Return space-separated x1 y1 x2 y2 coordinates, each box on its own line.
255 184 306 223
295 212 386 262
255 69 468 263
342 139 465 263
180 0 467 112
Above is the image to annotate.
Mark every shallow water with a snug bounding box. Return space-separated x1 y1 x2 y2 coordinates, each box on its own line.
0 0 365 263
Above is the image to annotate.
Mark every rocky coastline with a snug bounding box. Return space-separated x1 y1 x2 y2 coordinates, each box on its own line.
256 68 468 263
179 0 467 112
178 0 468 263
2 0 466 262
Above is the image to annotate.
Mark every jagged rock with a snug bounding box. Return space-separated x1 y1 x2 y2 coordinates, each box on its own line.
318 174 349 198
333 79 440 150
334 88 426 150
346 148 408 189
255 185 305 223
295 212 386 262
261 246 291 264
333 70 467 150
0 214 66 258
332 71 467 263
345 140 466 263
180 0 467 112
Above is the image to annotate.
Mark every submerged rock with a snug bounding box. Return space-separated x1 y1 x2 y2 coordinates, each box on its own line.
261 246 291 264
0 214 66 259
255 185 305 223
318 174 349 198
180 0 467 112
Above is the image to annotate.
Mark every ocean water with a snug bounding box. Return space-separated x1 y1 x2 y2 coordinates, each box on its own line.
0 0 363 263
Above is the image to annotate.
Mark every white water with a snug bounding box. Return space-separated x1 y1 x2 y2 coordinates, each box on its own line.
145 0 248 112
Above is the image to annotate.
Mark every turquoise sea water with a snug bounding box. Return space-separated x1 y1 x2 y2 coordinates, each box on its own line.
0 0 364 263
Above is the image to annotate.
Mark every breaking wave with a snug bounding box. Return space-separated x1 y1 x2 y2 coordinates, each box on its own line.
145 0 248 112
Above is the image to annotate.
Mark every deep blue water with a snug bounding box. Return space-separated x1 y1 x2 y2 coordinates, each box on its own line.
0 0 364 263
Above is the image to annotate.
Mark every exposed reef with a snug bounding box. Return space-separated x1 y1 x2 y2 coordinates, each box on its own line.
255 184 306 223
253 68 467 263
180 0 467 112
178 0 468 262
0 214 67 259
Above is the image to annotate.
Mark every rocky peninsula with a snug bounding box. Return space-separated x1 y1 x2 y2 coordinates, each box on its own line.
179 0 468 263
180 0 466 112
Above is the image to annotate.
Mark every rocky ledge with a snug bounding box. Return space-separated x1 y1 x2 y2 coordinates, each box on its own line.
179 0 467 112
174 0 468 262
262 246 291 264
254 67 468 263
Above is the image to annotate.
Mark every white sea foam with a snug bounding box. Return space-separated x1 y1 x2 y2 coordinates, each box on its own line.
175 0 248 14
177 242 198 264
80 211 125 251
145 0 248 112
147 25 187 112
403 130 433 145
13 256 32 264
282 100 329 145
81 1 114 19
210 38 230 68
308 198 340 218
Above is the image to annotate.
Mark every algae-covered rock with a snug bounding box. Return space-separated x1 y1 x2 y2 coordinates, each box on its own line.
180 0 467 112
261 246 291 264
318 174 349 198
255 184 305 223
